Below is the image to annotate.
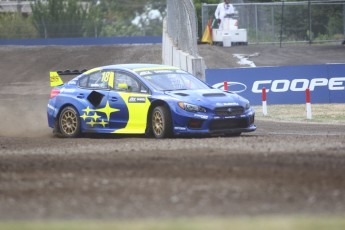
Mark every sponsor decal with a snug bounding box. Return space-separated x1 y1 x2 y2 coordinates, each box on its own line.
194 114 208 119
128 96 146 103
174 127 187 130
139 71 153 76
67 80 77 85
216 102 239 106
80 101 120 128
252 77 345 93
153 70 173 74
214 77 345 94
47 104 55 111
223 102 239 106
60 88 76 93
213 82 247 93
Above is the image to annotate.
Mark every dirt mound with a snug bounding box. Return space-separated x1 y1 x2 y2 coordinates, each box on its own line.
0 45 162 84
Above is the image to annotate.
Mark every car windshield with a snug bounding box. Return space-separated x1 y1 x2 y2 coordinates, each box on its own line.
139 70 210 91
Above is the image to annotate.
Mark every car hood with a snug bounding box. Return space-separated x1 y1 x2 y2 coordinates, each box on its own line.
164 89 248 109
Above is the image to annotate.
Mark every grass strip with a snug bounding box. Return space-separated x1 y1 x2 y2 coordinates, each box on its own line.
253 103 345 124
1 216 345 230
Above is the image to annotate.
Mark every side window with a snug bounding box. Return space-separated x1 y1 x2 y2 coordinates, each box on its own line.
113 72 148 93
78 71 108 89
89 71 107 89
79 75 88 88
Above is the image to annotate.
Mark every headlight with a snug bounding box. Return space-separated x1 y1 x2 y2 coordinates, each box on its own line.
245 102 250 110
178 102 207 113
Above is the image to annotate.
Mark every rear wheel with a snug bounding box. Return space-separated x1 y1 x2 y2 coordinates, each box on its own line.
151 106 172 139
58 106 81 138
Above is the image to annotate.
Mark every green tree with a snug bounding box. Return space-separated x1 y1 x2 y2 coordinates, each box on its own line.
0 13 37 39
31 0 87 38
90 0 166 37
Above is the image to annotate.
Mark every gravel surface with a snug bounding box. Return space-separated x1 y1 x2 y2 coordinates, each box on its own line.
0 43 345 220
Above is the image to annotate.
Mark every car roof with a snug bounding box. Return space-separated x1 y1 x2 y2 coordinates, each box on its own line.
80 64 185 78
98 64 179 72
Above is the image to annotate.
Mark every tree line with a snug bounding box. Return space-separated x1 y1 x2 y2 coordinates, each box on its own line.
0 0 343 42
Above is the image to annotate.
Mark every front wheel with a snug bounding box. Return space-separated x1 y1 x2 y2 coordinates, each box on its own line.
151 106 173 139
58 106 81 138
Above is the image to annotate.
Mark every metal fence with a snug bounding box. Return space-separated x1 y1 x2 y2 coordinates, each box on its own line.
166 0 199 57
0 0 165 39
202 0 345 44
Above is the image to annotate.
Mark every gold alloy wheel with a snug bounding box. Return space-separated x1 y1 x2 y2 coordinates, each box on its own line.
61 109 78 135
152 110 164 136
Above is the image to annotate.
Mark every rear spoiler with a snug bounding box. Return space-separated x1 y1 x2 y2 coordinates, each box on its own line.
50 69 87 87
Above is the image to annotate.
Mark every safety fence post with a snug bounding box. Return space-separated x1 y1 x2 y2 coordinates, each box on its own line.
262 87 268 116
224 81 228 91
306 88 312 119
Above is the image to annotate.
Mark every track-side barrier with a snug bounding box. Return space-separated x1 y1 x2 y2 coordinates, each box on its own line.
306 88 312 119
262 87 268 116
206 64 345 105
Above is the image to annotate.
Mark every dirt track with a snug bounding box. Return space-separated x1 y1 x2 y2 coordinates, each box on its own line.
0 44 345 220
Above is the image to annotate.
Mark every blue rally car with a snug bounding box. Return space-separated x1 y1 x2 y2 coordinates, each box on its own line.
47 64 256 138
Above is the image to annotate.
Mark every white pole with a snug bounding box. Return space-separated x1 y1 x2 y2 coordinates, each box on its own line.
262 87 268 116
306 88 312 119
306 102 312 119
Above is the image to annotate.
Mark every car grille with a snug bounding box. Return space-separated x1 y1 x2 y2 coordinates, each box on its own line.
210 118 248 131
215 106 244 116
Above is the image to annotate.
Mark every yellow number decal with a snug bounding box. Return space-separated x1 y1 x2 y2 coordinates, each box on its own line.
102 72 114 88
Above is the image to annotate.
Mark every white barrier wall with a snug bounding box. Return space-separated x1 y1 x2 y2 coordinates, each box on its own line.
162 20 206 81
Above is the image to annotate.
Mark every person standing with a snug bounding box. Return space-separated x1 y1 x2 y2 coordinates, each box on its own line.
214 0 236 29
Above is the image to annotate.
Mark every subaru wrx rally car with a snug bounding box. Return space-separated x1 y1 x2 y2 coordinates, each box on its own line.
47 64 256 138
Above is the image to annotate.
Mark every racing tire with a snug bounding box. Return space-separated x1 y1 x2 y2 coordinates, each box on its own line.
151 106 173 139
58 106 81 138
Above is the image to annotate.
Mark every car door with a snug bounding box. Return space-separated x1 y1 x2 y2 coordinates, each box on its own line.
77 70 112 131
107 70 151 134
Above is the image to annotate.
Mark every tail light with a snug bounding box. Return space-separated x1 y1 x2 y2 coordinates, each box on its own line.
50 89 60 98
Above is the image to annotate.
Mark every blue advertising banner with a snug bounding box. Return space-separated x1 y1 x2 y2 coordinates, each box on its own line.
0 36 162 46
327 64 345 103
205 64 345 105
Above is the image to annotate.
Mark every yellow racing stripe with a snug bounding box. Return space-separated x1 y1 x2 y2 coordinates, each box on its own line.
133 66 179 72
112 92 151 134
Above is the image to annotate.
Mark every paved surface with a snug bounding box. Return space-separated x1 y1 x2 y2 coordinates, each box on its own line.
0 44 345 220
198 43 345 68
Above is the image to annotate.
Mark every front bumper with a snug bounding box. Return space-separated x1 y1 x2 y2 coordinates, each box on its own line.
172 108 256 135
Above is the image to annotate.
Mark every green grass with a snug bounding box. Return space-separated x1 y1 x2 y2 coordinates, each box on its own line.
253 104 345 124
1 216 345 230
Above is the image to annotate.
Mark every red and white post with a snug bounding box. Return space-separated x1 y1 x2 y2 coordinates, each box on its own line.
224 81 228 91
306 88 312 119
262 87 268 116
